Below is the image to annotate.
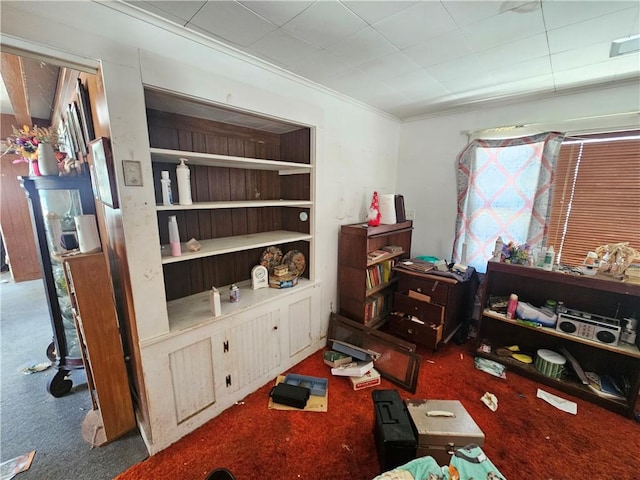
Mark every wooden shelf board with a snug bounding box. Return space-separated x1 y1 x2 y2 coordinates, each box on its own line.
475 350 631 413
482 309 640 359
164 278 316 334
366 278 398 297
150 147 312 173
161 230 312 264
157 200 313 211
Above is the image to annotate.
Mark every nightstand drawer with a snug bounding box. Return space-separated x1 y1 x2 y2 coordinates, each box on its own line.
397 275 449 305
394 292 445 326
386 312 443 349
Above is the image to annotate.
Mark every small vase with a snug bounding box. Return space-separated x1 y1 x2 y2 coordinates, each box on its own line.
38 143 59 176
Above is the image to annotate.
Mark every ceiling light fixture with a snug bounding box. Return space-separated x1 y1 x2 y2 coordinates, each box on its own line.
610 34 640 57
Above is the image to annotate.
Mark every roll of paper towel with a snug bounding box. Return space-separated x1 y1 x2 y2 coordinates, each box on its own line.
378 194 397 225
74 215 101 253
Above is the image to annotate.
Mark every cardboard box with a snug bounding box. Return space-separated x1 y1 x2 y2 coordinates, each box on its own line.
269 273 298 289
350 368 381 391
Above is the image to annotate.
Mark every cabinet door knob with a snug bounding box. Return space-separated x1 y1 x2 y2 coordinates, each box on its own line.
273 325 278 330
417 287 422 293
408 329 413 334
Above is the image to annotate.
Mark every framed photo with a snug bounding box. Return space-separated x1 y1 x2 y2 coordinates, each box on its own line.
89 137 119 208
76 79 95 144
68 102 87 156
64 115 78 156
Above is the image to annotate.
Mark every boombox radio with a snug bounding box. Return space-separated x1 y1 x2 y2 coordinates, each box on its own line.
556 308 621 346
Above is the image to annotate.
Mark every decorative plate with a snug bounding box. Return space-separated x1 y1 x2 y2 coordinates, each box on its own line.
260 246 283 273
283 250 306 277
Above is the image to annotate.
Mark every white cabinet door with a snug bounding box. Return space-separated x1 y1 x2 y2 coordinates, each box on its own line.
221 307 282 395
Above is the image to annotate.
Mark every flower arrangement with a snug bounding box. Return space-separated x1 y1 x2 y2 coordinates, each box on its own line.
502 241 530 264
6 125 59 161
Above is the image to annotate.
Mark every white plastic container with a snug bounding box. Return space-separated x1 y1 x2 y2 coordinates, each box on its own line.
160 171 173 206
543 245 554 271
168 215 181 256
74 215 101 253
176 158 192 205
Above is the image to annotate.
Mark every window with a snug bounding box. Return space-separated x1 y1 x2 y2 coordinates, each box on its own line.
547 132 640 267
453 132 564 273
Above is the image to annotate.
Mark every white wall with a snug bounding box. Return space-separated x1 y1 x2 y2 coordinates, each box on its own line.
398 83 640 261
1 1 400 335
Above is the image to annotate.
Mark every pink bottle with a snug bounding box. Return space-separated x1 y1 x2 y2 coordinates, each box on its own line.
506 293 518 320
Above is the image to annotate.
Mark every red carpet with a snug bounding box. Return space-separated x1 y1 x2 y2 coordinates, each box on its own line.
116 342 640 480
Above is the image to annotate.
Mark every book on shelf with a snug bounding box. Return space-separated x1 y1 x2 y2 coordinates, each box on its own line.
382 245 403 253
366 259 396 291
584 372 627 400
367 250 388 262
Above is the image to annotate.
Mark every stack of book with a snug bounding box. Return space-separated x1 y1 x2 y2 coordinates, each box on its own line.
324 343 381 391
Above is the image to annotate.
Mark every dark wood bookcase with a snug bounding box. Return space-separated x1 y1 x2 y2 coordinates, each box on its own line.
338 221 412 326
476 261 640 417
145 90 314 318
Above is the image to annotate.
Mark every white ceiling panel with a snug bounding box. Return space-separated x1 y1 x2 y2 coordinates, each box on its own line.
460 7 546 51
124 1 206 25
441 0 505 26
282 1 367 48
542 0 638 31
187 1 277 47
341 1 418 25
474 33 549 68
546 7 640 54
325 27 397 67
239 1 314 26
117 0 640 120
353 51 421 83
246 29 320 68
373 1 458 49
402 30 473 68
288 50 351 82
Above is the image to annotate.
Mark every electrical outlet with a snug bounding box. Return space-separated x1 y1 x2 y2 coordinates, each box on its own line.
406 209 416 220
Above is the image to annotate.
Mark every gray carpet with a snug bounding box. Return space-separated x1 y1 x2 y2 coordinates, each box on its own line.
0 272 149 479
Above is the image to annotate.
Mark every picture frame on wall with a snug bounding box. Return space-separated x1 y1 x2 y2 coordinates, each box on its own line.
89 137 119 209
76 79 95 143
68 102 87 156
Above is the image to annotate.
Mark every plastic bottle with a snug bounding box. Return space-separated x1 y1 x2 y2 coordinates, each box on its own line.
492 236 504 262
543 245 555 271
176 158 192 205
506 293 518 319
160 171 173 206
168 215 181 256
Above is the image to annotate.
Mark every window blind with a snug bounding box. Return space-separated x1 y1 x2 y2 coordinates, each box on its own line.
547 132 640 267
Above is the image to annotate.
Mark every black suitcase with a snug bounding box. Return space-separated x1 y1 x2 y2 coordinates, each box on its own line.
270 383 310 409
372 390 417 472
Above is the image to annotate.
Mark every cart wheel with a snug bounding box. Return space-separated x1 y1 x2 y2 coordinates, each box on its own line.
46 341 57 362
48 370 72 397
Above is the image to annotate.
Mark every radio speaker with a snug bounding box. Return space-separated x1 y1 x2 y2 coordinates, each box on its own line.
556 310 621 346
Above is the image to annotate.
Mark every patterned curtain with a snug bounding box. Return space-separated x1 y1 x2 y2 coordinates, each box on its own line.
452 132 565 273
